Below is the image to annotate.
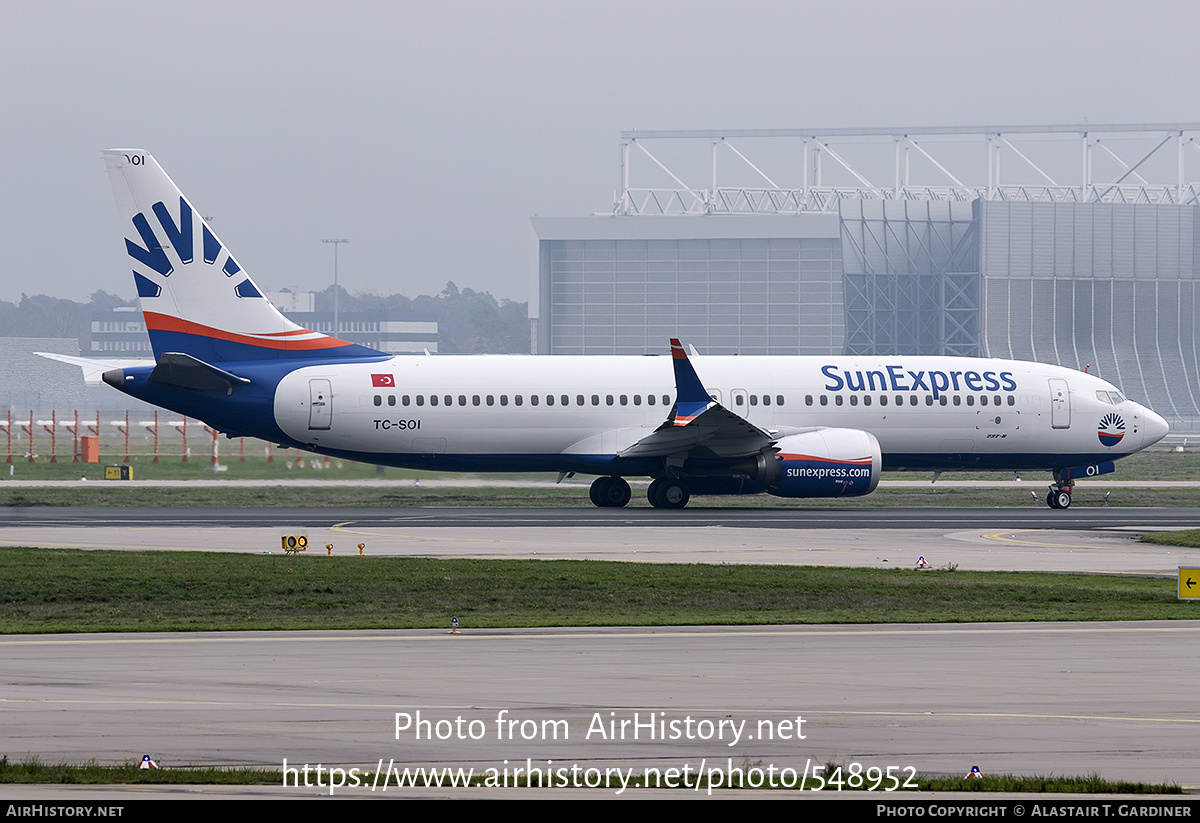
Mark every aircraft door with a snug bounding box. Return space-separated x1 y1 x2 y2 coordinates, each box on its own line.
1049 378 1070 429
309 379 332 430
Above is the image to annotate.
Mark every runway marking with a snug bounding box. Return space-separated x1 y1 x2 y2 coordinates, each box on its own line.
980 529 1148 550
4 697 1195 726
3 622 1198 647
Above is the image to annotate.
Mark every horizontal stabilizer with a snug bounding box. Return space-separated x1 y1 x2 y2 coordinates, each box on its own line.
35 352 155 386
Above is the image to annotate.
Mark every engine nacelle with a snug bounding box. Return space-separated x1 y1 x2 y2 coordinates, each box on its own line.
761 428 882 498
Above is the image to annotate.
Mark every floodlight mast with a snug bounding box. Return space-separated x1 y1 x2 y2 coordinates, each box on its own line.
322 238 350 336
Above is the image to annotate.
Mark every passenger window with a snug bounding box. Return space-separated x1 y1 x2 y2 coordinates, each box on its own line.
980 395 989 406
500 395 508 406
592 395 599 405
939 396 947 406
417 395 425 406
515 395 523 406
577 395 585 406
835 395 843 406
880 395 888 406
820 395 828 406
620 395 628 405
445 395 452 407
545 395 553 406
647 394 656 406
606 395 614 406
662 395 670 406
863 395 871 406
953 395 961 406
776 395 784 406
910 396 918 406
1007 396 1015 406
925 396 933 406
994 395 1001 406
403 395 410 406
486 395 494 406
458 395 466 406
849 395 858 406
472 395 480 406
373 395 381 406
750 395 758 406
633 395 641 406
531 395 539 406
388 395 396 406
431 395 439 406
763 395 771 406
966 396 975 406
735 395 744 406
563 395 570 406
805 395 813 406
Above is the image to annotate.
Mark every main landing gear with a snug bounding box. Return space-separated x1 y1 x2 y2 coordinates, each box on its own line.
587 476 692 508
1046 484 1074 509
648 478 690 509
589 475 631 508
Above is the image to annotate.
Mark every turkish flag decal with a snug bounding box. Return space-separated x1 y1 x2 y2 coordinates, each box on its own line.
371 374 395 387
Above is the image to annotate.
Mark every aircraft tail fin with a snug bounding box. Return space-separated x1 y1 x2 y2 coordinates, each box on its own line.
102 150 382 363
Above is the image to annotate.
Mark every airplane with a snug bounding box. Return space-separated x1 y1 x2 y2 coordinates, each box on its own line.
51 149 1170 510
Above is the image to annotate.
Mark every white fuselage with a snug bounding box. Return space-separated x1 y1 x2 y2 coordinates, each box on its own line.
272 354 1166 472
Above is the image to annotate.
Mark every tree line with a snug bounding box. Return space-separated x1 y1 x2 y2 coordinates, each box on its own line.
0 284 531 354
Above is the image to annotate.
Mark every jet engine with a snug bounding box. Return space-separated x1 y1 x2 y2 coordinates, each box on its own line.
737 428 882 498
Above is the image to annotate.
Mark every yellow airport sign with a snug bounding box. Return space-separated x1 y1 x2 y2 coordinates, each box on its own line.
1179 567 1200 600
281 535 308 554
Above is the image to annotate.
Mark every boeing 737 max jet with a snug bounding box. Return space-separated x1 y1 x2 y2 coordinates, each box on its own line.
49 150 1170 509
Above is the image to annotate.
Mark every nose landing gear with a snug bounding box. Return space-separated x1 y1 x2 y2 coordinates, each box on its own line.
1046 484 1074 509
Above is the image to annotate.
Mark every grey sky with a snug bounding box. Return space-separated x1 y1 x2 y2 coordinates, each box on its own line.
2 0 1196 306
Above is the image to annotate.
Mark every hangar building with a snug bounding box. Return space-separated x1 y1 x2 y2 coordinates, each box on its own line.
530 124 1200 429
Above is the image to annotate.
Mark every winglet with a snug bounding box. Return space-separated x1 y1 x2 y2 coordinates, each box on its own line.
669 338 715 426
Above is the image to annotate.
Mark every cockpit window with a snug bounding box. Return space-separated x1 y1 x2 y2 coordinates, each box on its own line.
1096 391 1113 405
1109 391 1125 404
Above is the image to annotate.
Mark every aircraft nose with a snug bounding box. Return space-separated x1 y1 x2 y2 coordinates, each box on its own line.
1141 406 1169 447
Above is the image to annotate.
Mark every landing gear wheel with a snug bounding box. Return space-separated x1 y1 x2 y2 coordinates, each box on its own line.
589 476 631 508
1046 488 1072 509
648 478 690 509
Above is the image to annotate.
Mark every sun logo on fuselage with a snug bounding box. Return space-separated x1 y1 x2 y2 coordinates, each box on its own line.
1098 412 1125 447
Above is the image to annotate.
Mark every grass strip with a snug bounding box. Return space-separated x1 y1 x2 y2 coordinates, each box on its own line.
0 758 276 785
1141 529 1200 548
5 446 1199 482
0 758 1182 793
0 547 1188 633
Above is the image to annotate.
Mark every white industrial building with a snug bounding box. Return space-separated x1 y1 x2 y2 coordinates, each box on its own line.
531 123 1200 429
